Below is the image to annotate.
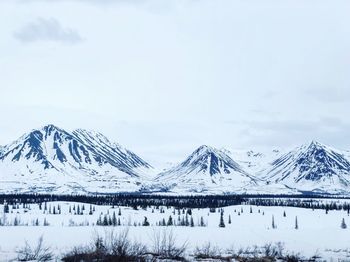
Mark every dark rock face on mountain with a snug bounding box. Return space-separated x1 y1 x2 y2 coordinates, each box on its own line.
264 141 350 192
0 124 152 194
155 145 257 194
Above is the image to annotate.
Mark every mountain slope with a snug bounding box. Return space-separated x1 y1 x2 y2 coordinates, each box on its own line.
0 124 153 194
153 145 258 194
264 141 350 193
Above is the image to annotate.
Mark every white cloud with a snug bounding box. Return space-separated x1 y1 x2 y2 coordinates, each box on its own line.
14 17 83 44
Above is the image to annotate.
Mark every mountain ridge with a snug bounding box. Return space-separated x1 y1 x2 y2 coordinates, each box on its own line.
263 141 350 193
0 124 153 194
1 125 350 195
153 145 259 194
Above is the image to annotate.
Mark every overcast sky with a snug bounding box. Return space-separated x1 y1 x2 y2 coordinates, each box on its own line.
1 0 350 163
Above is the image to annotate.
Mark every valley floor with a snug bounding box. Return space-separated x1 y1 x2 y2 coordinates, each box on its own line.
0 202 350 261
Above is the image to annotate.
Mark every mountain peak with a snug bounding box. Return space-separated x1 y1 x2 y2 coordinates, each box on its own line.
155 145 256 193
0 125 152 183
177 145 246 176
43 124 60 130
195 145 215 154
265 141 350 190
306 140 325 149
40 124 67 134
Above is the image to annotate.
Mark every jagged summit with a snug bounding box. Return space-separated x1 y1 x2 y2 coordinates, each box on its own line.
179 145 243 176
0 124 153 194
1 128 350 195
264 140 350 192
154 145 257 193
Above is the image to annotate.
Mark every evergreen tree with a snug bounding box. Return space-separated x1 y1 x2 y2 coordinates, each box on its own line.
118 208 121 216
283 211 286 217
97 215 102 226
190 216 194 227
341 218 347 229
228 215 231 224
167 215 173 226
295 216 298 230
272 215 276 229
200 216 205 227
219 211 225 228
103 215 108 226
112 211 117 226
250 206 253 213
143 216 150 226
4 204 9 214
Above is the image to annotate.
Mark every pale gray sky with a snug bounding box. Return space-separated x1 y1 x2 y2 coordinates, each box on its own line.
1 0 350 163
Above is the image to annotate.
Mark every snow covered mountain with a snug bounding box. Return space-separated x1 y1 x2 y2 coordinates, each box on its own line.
0 125 153 194
153 145 258 194
1 126 350 195
263 141 350 194
226 148 283 176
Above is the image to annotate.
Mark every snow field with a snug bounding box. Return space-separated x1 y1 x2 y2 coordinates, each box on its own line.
0 202 350 260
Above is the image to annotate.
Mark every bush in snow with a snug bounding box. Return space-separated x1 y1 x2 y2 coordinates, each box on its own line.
194 242 222 259
150 228 188 260
16 236 53 262
62 229 147 262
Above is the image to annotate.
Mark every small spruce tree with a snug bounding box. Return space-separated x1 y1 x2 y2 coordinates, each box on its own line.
341 218 347 229
112 211 117 226
143 216 150 226
167 215 173 226
219 211 225 228
272 215 276 229
200 216 205 227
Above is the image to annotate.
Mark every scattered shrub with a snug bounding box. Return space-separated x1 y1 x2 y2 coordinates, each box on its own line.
16 236 53 262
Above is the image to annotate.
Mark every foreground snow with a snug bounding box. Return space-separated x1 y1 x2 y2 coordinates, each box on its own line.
0 202 350 260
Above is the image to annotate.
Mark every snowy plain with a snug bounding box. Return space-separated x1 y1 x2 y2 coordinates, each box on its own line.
1 202 350 261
